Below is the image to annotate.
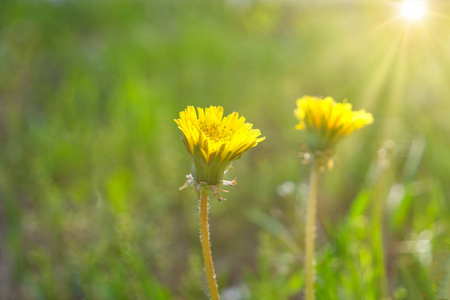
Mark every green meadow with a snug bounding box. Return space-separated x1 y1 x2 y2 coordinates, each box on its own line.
1 0 450 299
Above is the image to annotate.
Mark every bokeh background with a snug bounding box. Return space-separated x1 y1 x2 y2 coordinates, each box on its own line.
1 0 450 299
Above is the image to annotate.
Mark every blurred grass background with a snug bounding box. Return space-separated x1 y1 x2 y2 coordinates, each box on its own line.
1 0 450 299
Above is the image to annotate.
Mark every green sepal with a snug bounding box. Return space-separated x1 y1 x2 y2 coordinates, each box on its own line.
191 146 233 185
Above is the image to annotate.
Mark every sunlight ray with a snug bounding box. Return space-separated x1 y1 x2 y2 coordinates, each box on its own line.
380 32 409 139
358 32 403 109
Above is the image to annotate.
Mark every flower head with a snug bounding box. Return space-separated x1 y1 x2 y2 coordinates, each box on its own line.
175 106 265 189
294 96 373 164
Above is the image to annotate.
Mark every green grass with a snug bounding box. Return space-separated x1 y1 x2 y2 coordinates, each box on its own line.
1 0 450 299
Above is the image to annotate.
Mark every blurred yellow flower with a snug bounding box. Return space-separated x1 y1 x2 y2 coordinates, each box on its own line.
175 106 265 186
294 96 373 154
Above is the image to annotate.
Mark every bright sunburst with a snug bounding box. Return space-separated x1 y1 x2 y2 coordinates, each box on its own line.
399 0 427 21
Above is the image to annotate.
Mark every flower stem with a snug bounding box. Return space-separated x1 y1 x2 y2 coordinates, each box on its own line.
305 161 319 300
199 189 220 300
372 160 389 298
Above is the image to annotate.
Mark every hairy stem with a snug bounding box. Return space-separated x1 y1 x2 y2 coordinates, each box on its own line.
199 189 220 300
305 162 319 300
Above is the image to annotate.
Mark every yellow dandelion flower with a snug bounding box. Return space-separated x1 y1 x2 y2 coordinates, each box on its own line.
175 106 265 187
294 96 373 154
296 96 373 300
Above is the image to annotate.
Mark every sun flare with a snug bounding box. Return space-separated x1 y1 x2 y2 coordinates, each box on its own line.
400 0 426 21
